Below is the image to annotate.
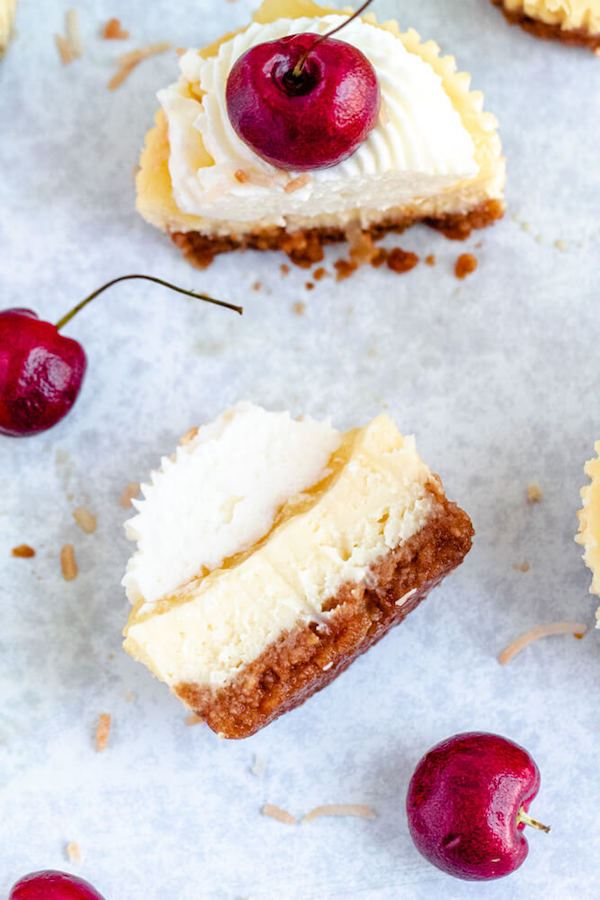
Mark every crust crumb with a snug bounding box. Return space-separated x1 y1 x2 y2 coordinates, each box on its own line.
96 713 111 752
54 34 74 64
425 254 436 266
527 483 542 503
313 267 328 281
455 253 478 279
280 264 290 276
370 247 388 268
512 561 530 572
387 248 419 274
65 842 82 863
334 259 358 281
235 169 250 184
262 804 296 825
12 544 35 558
119 482 140 508
293 302 305 316
61 544 78 581
103 18 130 39
252 281 261 292
305 282 314 291
73 506 97 534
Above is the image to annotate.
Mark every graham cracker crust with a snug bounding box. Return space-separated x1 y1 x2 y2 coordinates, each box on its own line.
175 486 474 739
492 1 600 50
171 199 505 270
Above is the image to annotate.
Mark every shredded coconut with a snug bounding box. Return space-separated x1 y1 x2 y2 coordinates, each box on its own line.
73 506 97 534
96 713 111 752
61 544 78 581
303 804 377 823
498 622 588 665
261 804 296 825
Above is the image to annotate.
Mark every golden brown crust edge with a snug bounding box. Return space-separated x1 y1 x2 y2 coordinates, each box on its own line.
171 198 505 270
175 485 474 739
491 0 600 49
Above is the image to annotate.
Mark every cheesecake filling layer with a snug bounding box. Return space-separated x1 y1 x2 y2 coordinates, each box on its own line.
159 15 478 228
124 413 435 690
123 404 340 608
500 0 600 31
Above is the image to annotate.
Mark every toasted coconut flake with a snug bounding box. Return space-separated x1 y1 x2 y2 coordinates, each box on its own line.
498 622 588 665
119 481 139 508
12 544 35 558
284 175 310 194
65 841 81 863
66 9 82 58
96 713 111 752
55 33 74 64
73 506 97 534
61 544 78 581
303 804 377 823
527 482 542 503
261 804 296 825
180 426 199 446
108 42 171 90
103 17 129 40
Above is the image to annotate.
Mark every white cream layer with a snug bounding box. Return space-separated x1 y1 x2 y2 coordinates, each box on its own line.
123 403 340 608
502 0 600 32
124 413 434 690
158 15 478 227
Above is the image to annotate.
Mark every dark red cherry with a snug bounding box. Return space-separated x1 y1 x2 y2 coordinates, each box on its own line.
226 30 380 170
406 732 550 881
9 869 106 900
0 274 242 438
0 308 86 436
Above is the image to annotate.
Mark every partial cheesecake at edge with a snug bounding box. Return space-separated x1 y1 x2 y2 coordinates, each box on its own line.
492 0 600 50
123 404 473 738
136 0 505 269
576 442 600 625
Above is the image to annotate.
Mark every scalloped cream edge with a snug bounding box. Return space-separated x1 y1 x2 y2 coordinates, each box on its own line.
576 441 600 625
136 0 505 235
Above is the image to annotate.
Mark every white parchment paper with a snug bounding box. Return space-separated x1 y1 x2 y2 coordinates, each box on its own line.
1 1 599 897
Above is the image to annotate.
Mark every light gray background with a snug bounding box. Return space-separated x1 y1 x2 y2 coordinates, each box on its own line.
1 1 599 897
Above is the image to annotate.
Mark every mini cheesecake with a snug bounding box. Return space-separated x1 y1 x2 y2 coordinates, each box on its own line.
576 442 600 625
123 404 473 738
492 0 600 51
136 0 505 269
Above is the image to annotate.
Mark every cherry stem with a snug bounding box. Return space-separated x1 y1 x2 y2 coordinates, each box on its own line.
291 0 376 78
517 808 550 834
55 274 243 331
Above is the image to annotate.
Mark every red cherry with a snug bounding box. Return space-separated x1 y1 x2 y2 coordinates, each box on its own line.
406 732 550 881
10 869 106 900
226 26 380 171
0 308 87 436
0 274 242 438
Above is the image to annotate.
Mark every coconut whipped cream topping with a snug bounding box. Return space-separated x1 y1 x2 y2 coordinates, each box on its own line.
502 0 600 31
124 413 436 689
123 403 340 607
158 15 478 226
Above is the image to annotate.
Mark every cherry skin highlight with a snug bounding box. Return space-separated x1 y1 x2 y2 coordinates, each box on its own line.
406 732 549 881
0 309 86 436
226 32 380 170
10 870 106 900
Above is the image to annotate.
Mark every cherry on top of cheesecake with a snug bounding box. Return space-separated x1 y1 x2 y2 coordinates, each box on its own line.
225 0 381 171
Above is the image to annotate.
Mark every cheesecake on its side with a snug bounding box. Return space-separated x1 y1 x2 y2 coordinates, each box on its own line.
492 0 600 51
123 404 473 738
136 0 505 269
